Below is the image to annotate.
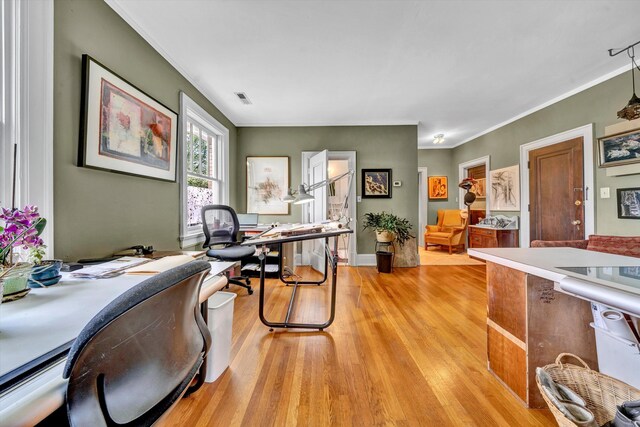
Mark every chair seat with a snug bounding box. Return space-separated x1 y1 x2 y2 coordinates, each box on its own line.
426 232 452 239
207 245 256 261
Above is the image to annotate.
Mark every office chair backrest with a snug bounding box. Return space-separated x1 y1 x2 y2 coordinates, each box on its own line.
201 204 240 247
63 260 212 427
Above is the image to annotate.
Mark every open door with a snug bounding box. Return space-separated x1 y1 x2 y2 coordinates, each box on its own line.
304 150 328 274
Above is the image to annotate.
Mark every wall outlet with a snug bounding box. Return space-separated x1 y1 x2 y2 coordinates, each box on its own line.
600 187 610 199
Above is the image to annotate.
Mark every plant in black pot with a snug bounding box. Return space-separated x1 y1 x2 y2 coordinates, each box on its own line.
363 212 413 247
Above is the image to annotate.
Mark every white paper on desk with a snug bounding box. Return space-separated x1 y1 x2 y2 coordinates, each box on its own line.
126 255 194 275
591 303 607 329
72 256 150 279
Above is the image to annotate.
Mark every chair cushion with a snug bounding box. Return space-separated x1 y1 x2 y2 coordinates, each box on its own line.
207 245 256 261
586 235 640 258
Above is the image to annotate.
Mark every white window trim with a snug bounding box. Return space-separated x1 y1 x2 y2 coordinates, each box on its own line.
178 92 229 249
1 0 54 257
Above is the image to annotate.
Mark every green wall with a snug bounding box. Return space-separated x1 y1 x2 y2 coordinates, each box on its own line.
417 149 458 224
236 126 418 253
54 0 237 261
449 70 640 236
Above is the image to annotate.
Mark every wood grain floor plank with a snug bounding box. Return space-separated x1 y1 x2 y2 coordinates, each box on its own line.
160 265 555 427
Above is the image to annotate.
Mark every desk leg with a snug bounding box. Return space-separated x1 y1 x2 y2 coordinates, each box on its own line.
259 238 339 331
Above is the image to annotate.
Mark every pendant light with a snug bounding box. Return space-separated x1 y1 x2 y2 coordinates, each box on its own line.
610 41 640 121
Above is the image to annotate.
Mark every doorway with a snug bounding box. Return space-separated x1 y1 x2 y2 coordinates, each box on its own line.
301 151 357 266
519 124 595 247
418 167 428 248
529 137 584 242
458 155 491 221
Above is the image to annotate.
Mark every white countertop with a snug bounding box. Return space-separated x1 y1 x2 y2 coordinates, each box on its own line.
468 247 640 316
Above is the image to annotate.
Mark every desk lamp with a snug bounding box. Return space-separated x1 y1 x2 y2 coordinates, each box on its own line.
282 170 354 224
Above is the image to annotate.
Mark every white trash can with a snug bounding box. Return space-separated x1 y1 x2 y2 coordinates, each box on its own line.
205 291 237 383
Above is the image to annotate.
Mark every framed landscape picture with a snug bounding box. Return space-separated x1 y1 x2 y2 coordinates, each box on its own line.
362 169 391 198
78 55 178 181
428 176 448 199
246 156 289 214
490 165 520 211
617 187 640 219
598 128 640 168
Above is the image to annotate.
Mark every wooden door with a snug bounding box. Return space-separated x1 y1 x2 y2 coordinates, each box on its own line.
529 137 584 242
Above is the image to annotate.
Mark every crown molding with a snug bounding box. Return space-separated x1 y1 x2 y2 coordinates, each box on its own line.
451 63 632 149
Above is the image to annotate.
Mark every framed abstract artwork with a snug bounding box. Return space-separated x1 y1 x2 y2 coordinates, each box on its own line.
246 156 290 214
362 169 391 198
617 187 640 219
78 55 178 181
428 176 448 200
471 177 486 199
490 165 520 211
598 128 640 168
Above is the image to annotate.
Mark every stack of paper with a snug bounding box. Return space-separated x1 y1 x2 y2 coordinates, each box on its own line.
72 257 150 279
125 255 194 275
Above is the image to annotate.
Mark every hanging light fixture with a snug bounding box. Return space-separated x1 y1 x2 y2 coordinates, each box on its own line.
609 41 640 121
433 134 445 144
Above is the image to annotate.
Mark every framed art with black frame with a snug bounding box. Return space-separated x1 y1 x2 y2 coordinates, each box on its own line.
617 187 640 219
78 54 178 182
361 169 392 198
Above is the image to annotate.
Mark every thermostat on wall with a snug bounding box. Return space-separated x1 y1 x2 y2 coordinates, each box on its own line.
393 181 402 187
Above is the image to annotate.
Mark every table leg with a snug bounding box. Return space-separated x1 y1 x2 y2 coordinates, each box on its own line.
258 238 340 331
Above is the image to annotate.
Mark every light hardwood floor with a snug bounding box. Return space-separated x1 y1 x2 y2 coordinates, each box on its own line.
161 266 555 426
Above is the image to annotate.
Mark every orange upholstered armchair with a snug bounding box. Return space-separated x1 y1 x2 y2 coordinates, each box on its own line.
424 209 468 254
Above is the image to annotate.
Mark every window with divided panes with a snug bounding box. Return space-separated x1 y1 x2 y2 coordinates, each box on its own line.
185 118 222 229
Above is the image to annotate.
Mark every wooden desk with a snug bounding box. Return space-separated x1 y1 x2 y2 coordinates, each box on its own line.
0 261 234 426
468 247 640 408
468 225 518 248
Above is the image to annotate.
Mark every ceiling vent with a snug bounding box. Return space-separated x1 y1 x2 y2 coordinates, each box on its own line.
234 92 252 105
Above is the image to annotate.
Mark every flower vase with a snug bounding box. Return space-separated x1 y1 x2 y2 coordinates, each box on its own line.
1 262 33 302
29 260 63 288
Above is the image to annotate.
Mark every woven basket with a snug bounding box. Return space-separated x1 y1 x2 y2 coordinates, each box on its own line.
536 353 640 427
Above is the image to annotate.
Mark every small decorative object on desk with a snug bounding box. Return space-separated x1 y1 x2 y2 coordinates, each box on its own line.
1 205 48 302
477 215 519 229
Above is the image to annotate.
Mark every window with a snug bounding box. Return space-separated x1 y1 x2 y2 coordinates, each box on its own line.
179 92 228 248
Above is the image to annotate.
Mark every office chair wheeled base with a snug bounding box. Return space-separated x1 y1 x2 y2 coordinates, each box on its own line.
229 277 253 295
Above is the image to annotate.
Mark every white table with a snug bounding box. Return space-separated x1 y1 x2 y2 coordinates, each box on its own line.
0 261 233 426
468 247 640 402
468 247 640 316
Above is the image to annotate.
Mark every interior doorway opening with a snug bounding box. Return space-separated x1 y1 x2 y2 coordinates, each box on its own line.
417 167 428 248
458 155 491 224
301 151 357 266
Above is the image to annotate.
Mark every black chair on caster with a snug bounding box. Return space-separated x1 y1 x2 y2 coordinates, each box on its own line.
201 205 255 295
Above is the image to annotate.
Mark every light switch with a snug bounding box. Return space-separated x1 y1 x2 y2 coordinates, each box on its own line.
600 187 610 199
357 196 362 203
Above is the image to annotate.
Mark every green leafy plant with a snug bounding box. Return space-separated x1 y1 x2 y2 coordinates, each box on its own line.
362 212 413 246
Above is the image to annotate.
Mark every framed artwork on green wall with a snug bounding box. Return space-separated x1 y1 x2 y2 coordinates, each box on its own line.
598 128 640 168
78 55 178 181
246 156 290 214
362 169 392 198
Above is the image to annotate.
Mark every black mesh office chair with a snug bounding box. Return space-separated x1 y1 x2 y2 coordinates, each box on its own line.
62 260 212 427
201 205 255 295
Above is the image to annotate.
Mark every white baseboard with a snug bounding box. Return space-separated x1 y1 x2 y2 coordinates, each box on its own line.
356 254 376 266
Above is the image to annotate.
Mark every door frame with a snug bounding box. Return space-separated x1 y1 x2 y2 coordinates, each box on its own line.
418 167 428 248
519 124 595 247
301 150 357 265
458 155 491 214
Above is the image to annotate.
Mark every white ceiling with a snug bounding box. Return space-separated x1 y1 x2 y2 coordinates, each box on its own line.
107 0 640 148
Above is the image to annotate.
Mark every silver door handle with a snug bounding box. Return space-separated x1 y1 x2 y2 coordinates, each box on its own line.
572 220 581 225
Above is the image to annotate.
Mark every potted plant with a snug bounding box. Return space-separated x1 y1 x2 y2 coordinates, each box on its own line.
0 205 47 300
363 212 413 247
28 245 63 288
